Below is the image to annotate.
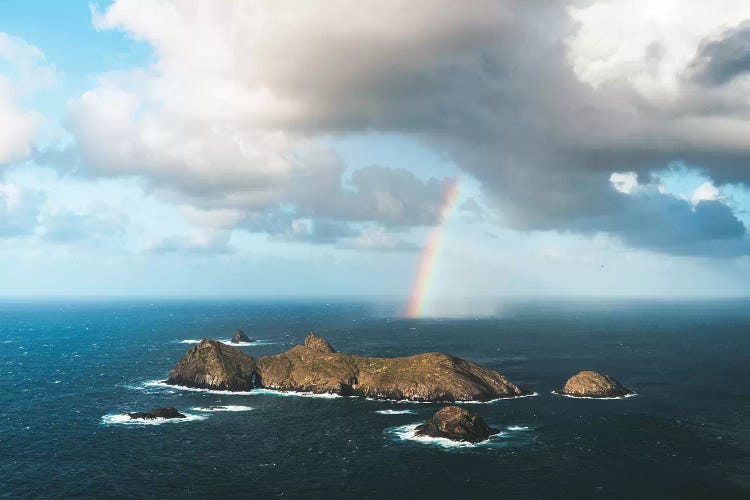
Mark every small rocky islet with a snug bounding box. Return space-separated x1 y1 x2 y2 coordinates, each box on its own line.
165 332 527 401
415 406 499 443
560 370 633 398
230 329 252 343
127 407 186 421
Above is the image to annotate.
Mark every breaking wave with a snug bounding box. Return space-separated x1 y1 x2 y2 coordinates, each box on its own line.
101 412 207 426
550 390 637 400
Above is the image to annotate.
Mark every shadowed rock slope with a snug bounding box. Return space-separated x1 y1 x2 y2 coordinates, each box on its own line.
167 339 257 391
166 333 526 402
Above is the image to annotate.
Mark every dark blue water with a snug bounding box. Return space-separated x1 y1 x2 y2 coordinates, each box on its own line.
1 299 748 499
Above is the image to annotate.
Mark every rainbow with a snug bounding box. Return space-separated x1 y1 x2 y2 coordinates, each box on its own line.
406 179 461 318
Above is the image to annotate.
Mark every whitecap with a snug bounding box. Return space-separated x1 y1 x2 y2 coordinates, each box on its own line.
375 409 416 415
550 390 637 400
191 405 253 412
389 423 503 449
101 412 207 426
367 391 539 404
140 380 255 395
506 425 530 431
250 388 342 399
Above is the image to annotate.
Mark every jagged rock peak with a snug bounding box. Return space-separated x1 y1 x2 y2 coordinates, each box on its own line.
231 329 251 343
303 332 336 353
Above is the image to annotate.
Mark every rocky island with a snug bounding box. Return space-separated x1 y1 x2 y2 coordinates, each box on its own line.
560 370 634 398
231 329 252 343
166 332 527 402
415 406 499 443
127 407 186 421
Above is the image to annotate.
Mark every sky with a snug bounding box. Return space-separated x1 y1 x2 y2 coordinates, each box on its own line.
3 1 750 307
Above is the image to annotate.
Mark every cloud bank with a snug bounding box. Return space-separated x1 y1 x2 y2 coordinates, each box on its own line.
57 1 750 255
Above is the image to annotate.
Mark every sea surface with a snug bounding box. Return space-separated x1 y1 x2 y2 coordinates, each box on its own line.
1 298 748 499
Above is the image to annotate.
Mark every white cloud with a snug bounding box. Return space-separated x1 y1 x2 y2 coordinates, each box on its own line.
0 182 44 236
691 181 721 205
609 172 639 194
0 32 55 165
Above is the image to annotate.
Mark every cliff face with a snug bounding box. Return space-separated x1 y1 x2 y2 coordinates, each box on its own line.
415 406 498 442
560 370 633 398
166 339 257 391
168 333 527 402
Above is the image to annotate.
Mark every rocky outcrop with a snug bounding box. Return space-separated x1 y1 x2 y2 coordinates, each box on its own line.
560 370 633 398
415 406 498 443
166 339 257 391
167 333 526 401
231 329 251 343
303 332 336 353
128 407 185 420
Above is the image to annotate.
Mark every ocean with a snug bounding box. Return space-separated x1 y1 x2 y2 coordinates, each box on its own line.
1 299 748 499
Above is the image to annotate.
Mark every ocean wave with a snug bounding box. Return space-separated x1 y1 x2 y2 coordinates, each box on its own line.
140 380 255 395
506 425 531 431
251 388 343 399
367 391 539 405
389 423 504 449
101 412 207 426
177 339 276 347
550 390 637 400
191 405 253 412
375 409 416 415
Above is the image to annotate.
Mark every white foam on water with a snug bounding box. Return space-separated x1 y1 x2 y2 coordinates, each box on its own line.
506 425 530 431
251 388 343 399
390 423 503 449
177 339 276 346
101 412 207 426
550 390 637 400
191 405 253 412
375 409 416 415
462 392 539 404
141 380 255 395
369 391 539 405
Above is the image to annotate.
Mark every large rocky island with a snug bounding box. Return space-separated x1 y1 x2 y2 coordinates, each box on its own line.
165 332 527 402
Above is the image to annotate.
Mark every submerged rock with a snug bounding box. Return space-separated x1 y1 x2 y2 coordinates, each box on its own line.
560 370 633 398
231 329 251 343
128 407 185 420
166 339 257 391
415 406 498 443
167 333 527 401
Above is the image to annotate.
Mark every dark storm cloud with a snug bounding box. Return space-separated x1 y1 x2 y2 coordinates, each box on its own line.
690 21 750 86
574 189 749 256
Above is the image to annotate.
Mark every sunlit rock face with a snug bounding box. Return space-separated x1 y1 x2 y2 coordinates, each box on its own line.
560 371 633 398
167 333 527 402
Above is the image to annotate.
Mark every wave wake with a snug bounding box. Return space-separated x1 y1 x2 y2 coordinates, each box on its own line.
191 405 253 412
550 390 637 400
101 412 207 426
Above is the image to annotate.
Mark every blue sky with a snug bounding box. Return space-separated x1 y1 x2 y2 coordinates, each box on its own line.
2 1 750 307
